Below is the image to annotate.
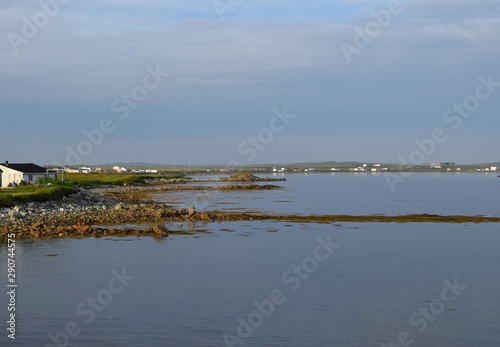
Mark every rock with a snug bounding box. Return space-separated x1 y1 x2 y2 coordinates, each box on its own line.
69 193 83 202
200 212 211 221
229 172 258 181
8 211 20 219
114 203 123 211
74 225 91 233
151 224 169 237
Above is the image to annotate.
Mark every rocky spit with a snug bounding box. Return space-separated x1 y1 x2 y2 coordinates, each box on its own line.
101 183 282 201
2 182 500 242
0 187 227 240
0 184 285 241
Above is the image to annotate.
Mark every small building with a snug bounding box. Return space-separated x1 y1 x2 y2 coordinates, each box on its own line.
113 166 128 173
0 161 52 188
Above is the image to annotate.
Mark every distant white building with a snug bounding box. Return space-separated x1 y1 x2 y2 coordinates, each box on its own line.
113 166 128 173
131 169 158 174
0 161 53 188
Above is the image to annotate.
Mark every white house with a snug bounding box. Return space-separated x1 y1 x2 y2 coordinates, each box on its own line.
0 162 52 188
113 166 128 173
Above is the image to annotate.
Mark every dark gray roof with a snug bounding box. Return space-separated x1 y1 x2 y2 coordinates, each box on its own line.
1 163 47 173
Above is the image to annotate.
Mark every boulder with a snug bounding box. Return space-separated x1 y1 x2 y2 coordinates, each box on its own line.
74 225 91 233
229 172 258 181
151 224 169 237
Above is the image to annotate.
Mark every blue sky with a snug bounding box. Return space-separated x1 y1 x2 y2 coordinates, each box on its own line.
1 0 499 166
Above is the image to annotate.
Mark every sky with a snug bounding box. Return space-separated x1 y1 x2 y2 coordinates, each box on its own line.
0 0 499 166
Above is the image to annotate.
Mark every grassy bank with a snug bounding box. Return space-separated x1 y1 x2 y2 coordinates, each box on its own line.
61 173 148 186
0 185 77 207
0 173 188 207
45 173 188 187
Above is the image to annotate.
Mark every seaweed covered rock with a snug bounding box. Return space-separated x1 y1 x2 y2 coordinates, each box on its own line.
229 172 258 181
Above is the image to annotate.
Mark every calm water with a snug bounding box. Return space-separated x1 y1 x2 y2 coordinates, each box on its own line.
1 173 499 346
155 173 500 216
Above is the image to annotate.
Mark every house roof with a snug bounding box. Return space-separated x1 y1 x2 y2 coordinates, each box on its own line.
0 163 47 173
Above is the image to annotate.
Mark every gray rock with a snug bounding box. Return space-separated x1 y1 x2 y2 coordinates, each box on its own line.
8 211 20 218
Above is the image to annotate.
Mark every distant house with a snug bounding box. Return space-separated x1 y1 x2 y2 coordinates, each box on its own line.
0 161 53 188
64 167 80 174
113 166 128 173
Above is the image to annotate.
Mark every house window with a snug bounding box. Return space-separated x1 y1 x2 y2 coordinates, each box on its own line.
28 174 33 182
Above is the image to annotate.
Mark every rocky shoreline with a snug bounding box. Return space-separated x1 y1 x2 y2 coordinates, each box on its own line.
0 187 224 240
0 184 285 241
2 182 500 242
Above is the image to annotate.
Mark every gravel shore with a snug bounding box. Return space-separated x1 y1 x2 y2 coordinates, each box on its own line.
2 183 499 241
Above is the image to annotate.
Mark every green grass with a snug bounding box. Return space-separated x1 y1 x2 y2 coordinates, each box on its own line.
39 172 190 188
0 173 191 207
62 173 147 186
0 185 77 207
